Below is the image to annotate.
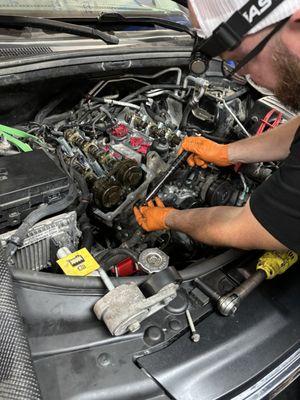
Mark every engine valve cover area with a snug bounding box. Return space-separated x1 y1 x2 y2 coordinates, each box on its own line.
0 150 69 230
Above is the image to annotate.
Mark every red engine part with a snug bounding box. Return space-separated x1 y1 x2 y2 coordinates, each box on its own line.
129 137 151 155
234 108 283 172
256 108 283 136
112 257 137 277
111 124 130 139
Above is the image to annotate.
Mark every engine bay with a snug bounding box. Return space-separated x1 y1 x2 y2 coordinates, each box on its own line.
0 7 298 397
0 65 294 282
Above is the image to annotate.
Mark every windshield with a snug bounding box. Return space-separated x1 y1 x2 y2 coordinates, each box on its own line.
0 0 185 18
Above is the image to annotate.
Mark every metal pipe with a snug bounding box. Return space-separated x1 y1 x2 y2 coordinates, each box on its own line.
89 68 183 98
233 269 266 299
221 99 251 137
103 98 141 111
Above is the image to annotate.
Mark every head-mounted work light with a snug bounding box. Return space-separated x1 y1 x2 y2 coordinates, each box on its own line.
189 0 286 75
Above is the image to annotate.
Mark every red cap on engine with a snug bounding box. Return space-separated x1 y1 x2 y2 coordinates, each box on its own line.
112 257 137 277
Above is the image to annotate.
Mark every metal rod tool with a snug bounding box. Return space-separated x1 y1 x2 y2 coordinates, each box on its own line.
145 150 189 203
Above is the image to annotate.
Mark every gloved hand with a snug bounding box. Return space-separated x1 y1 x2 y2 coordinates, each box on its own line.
133 197 175 232
178 136 231 168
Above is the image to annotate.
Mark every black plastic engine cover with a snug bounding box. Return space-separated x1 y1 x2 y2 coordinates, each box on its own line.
0 150 69 230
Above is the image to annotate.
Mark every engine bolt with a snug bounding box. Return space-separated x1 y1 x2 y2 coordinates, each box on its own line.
185 309 200 343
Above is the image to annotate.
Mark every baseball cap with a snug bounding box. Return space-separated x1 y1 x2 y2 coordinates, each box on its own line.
189 0 299 38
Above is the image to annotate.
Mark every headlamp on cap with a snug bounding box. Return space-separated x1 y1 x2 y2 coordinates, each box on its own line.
190 0 286 75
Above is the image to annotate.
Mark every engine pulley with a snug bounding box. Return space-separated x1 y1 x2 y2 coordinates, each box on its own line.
93 178 122 209
113 159 143 188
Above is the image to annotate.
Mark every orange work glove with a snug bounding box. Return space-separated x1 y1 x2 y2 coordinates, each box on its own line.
133 197 175 232
178 136 231 168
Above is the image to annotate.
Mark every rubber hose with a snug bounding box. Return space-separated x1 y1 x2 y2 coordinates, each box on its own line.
72 169 90 217
34 94 66 124
42 111 71 125
0 244 42 400
180 249 244 281
7 183 78 257
197 132 230 144
11 249 244 290
79 214 94 251
180 103 192 130
185 125 231 144
145 105 165 123
100 248 138 262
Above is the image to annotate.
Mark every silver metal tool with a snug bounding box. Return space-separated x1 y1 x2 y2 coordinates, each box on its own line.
194 250 298 317
217 270 266 316
194 273 265 317
185 309 200 343
145 150 189 203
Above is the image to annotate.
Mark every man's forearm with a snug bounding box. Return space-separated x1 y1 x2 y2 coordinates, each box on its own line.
228 116 300 164
165 204 288 251
165 207 243 248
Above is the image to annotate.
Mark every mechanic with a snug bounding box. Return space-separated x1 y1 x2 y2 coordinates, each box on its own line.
134 0 300 252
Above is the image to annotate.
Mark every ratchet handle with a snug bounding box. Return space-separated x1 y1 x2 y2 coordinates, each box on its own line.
145 150 189 203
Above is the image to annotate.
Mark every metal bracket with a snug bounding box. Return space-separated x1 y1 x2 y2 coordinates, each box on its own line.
94 282 178 336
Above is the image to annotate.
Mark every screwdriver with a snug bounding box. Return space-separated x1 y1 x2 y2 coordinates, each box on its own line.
145 150 189 203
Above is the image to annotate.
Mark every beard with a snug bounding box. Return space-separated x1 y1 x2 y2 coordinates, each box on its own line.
273 41 300 112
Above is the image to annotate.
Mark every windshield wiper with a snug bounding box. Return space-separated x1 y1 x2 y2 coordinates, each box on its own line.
0 15 119 44
98 13 195 39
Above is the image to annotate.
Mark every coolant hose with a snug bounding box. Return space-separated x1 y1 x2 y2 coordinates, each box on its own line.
7 183 78 257
0 244 42 399
11 249 245 290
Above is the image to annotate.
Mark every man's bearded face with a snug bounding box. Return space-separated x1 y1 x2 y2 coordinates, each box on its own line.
273 40 300 112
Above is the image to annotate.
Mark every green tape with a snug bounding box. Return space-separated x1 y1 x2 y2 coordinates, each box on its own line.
0 124 43 145
0 132 32 152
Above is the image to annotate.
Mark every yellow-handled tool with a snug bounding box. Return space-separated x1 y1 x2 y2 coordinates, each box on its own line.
218 250 298 316
195 251 298 317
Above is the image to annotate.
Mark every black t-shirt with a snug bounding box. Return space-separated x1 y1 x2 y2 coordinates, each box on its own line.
250 125 300 251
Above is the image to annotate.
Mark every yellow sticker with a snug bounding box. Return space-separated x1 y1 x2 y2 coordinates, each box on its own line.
57 248 100 276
